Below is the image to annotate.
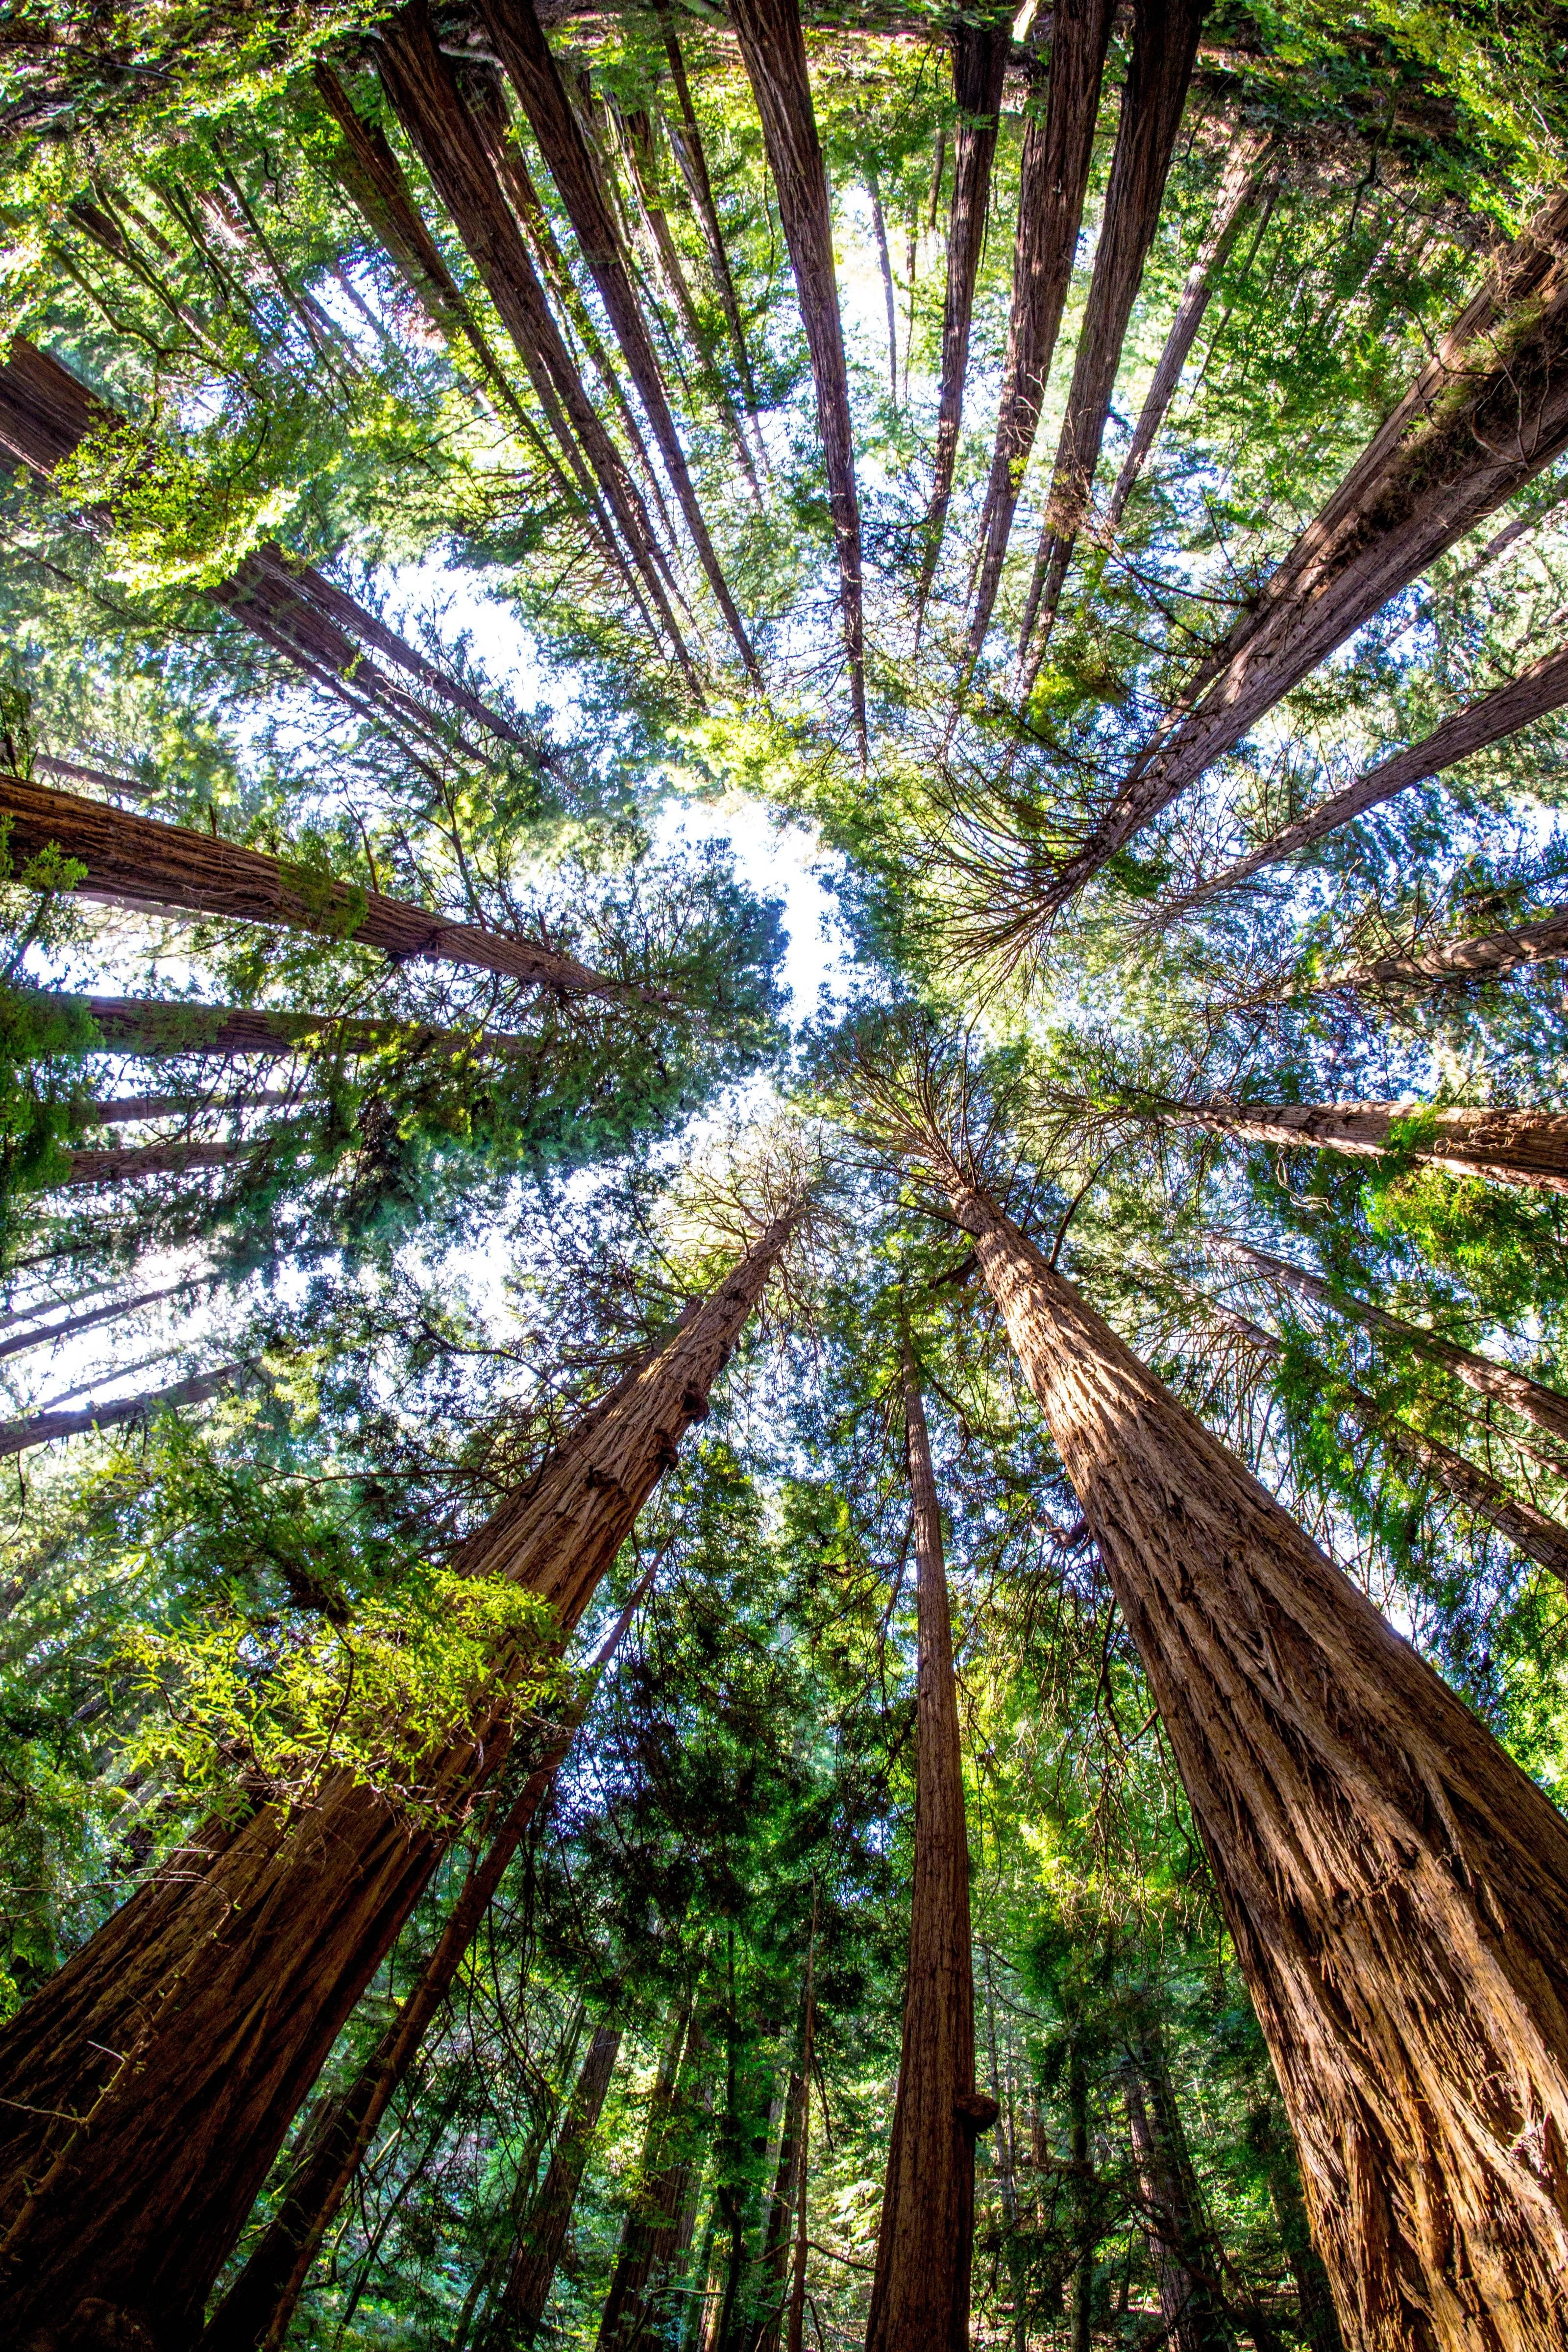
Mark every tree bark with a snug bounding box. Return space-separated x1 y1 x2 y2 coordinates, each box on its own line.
1353 899 1568 991
1122 2036 1230 2352
1015 0 1207 676
474 0 759 681
0 1214 792 2347
1172 1095 1568 1197
751 2069 802 2352
1039 184 1568 917
863 1341 989 2352
0 771 631 1004
0 1279 195 1363
915 14 1010 625
784 1908 814 2352
595 1993 699 2352
1068 2046 1094 2352
965 0 1116 661
37 990 517 1063
0 1364 240 1458
728 0 866 751
489 2022 626 2347
1247 2103 1344 2352
73 1091 294 1125
909 1139 1568 2351
53 1136 268 1188
650 0 762 427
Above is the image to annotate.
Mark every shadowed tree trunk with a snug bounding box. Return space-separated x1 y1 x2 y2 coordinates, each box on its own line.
863 1338 991 2352
202 1563 658 2352
895 1127 1568 2350
1247 2103 1344 2352
1169 1094 1568 1196
35 990 522 1063
1352 898 1568 991
53 1135 272 1188
0 772 631 1004
1037 183 1568 918
915 13 1010 626
650 0 762 429
728 0 867 753
474 0 759 680
0 1279 196 1363
73 1091 294 1126
751 2068 803 2352
0 1213 793 2346
784 1909 815 2352
595 1993 701 2352
489 2021 626 2348
1068 2045 1094 2352
0 1364 240 1458
1122 2034 1231 2352
965 0 1116 661
1103 124 1272 532
1015 0 1207 677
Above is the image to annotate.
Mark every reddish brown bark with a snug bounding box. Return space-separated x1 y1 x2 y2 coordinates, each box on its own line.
0 1216 792 2345
965 0 1116 660
490 2022 625 2346
594 1994 700 2352
863 1345 989 2352
54 1135 266 1188
1 772 630 1004
74 1090 294 1124
1015 0 1207 675
751 2068 803 2352
1174 1095 1568 1197
1040 185 1568 917
0 1364 239 1458
907 1144 1568 2350
0 1280 193 1364
474 0 758 679
45 990 515 1062
651 0 762 424
1123 2037 1228 2352
727 0 866 749
915 14 1010 624
1354 900 1568 991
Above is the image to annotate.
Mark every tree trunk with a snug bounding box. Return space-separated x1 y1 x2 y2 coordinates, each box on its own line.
489 2021 626 2347
1068 2046 1094 2352
864 1342 989 2352
474 0 759 680
595 1993 700 2352
0 1279 195 1364
74 1091 294 1125
1122 2035 1230 2352
1104 125 1271 531
1174 1095 1568 1197
40 990 517 1063
1354 898 1568 991
1015 0 1207 677
0 1364 240 1458
52 1136 268 1188
202 1563 656 2352
0 1216 793 2347
650 0 762 426
1247 2102 1344 2352
1042 183 1568 916
785 1908 815 2352
0 772 630 1004
910 1137 1568 2351
727 0 866 752
965 0 1116 661
751 2070 802 2352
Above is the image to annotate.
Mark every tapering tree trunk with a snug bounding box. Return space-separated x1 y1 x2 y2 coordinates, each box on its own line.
727 0 866 750
965 0 1116 660
203 1565 656 2352
0 1218 792 2346
1015 0 1206 676
1068 2046 1094 2352
915 14 1009 625
650 0 762 426
751 2069 803 2352
0 1279 195 1363
75 1091 294 1125
53 1135 268 1188
1247 2103 1344 2352
864 1342 988 2352
0 1364 240 1458
784 1909 814 2352
1039 183 1568 916
1173 1094 1568 1196
595 1993 700 2352
40 990 517 1062
489 2022 626 2347
1 772 629 1004
1122 2035 1230 2352
474 0 759 680
912 1140 1568 2350
1104 125 1271 531
1353 898 1568 990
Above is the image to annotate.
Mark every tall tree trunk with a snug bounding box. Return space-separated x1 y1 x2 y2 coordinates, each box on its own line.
915 15 1010 626
1122 2034 1230 2352
898 1125 1568 2351
864 1341 991 2352
1038 183 1568 917
1353 898 1568 991
0 773 630 1004
74 1090 294 1125
39 990 518 1063
727 0 866 752
0 1216 793 2346
650 0 763 427
1247 2102 1344 2352
1171 1094 1568 1196
0 1278 195 1363
595 1992 701 2352
1104 124 1271 531
202 1563 657 2352
1015 0 1207 678
489 2021 626 2348
751 2069 803 2352
0 1364 240 1458
784 1902 815 2352
965 0 1116 661
474 0 759 680
1068 2044 1094 2352
53 1136 267 1188
1165 636 1568 919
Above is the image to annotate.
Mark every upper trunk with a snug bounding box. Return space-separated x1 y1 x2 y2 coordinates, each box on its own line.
1122 2035 1231 2352
0 1217 792 2347
489 2022 626 2347
0 1365 239 1459
595 1993 701 2352
43 990 521 1062
53 1135 267 1189
1353 898 1568 991
650 0 762 422
1174 1095 1568 1197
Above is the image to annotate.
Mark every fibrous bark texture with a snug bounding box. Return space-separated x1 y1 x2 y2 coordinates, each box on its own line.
0 1218 790 2347
1353 900 1568 991
1014 0 1205 673
1123 2038 1229 2352
1175 1095 1568 1197
489 2021 624 2348
594 1994 700 2352
47 991 518 1062
863 1347 986 2352
965 0 1116 659
1 772 626 1003
727 0 867 747
1040 185 1568 916
0 1365 239 1458
915 13 1009 620
924 1152 1568 2351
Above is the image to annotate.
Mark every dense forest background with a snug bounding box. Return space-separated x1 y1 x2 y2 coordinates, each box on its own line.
3 0 1568 2345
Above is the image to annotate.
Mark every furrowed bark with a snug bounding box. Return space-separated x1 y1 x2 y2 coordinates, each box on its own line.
489 2023 625 2346
784 1905 814 2352
1122 2036 1228 2352
652 1 763 428
752 2067 803 2352
30 990 505 1063
0 772 633 1005
475 0 759 679
1173 1095 1568 1197
202 1565 656 2352
594 1993 700 2352
1039 184 1568 918
918 1148 1568 2351
1103 124 1271 532
915 14 1009 625
965 0 1116 661
53 1136 269 1188
0 1365 239 1458
1353 900 1568 991
0 1214 792 2345
728 0 865 748
863 1340 988 2352
1015 0 1207 678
